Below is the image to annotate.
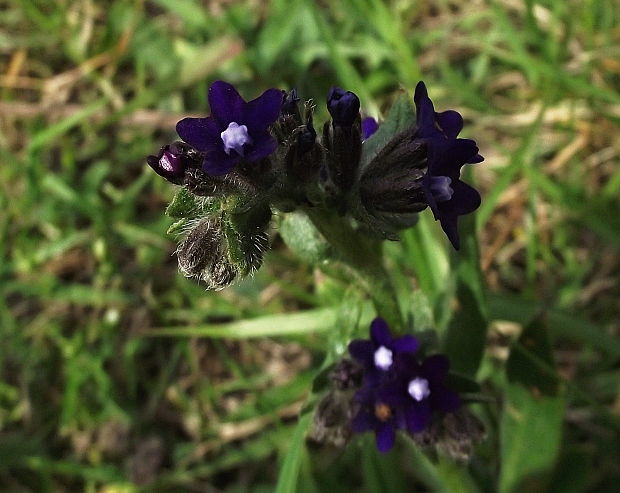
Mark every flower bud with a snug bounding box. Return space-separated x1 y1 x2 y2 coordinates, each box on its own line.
354 130 428 236
146 142 201 184
327 87 360 127
281 88 301 117
176 217 238 291
323 117 362 197
308 389 357 448
284 116 321 184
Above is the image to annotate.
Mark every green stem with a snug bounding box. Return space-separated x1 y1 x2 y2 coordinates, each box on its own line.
304 207 403 330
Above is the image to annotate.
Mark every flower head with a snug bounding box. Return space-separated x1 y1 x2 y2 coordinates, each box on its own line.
176 81 283 176
327 87 360 127
356 82 482 246
348 318 461 452
413 81 483 249
348 317 418 381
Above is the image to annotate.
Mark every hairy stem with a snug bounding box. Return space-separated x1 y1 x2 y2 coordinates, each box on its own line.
304 207 403 329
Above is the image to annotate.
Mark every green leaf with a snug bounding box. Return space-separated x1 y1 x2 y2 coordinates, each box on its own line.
166 218 190 237
144 306 343 339
487 294 620 360
548 449 593 493
500 383 566 493
500 309 565 493
507 315 558 396
445 372 482 395
442 213 488 377
278 211 334 265
274 413 312 493
165 187 200 219
359 92 416 171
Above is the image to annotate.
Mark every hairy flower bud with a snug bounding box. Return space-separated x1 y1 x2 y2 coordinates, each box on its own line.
176 217 238 291
322 118 362 198
353 130 428 237
281 88 301 117
176 203 271 290
284 116 321 184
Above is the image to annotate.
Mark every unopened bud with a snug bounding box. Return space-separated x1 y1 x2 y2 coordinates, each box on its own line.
147 142 200 184
327 87 360 128
176 217 238 291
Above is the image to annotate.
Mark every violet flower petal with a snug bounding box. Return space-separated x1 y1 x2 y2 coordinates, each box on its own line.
370 317 392 346
176 117 221 152
203 148 239 176
362 117 379 140
435 110 463 138
348 339 375 366
405 401 433 433
390 335 419 354
376 423 396 453
351 408 375 432
438 181 481 217
431 386 461 413
243 88 283 132
208 80 245 125
421 354 450 382
413 81 436 132
243 132 278 162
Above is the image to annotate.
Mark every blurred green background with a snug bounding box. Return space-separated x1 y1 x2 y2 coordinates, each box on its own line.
1 0 619 491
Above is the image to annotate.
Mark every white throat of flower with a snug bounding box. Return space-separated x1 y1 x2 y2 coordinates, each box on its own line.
408 377 431 402
373 345 393 371
221 122 253 156
428 175 454 202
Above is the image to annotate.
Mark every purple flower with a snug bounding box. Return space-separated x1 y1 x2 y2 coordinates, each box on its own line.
351 384 404 453
361 116 379 140
414 81 483 250
176 81 283 176
348 317 418 381
327 87 360 127
395 354 461 433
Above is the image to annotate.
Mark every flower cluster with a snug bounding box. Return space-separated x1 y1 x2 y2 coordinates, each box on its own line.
147 79 483 289
358 81 483 249
348 318 460 452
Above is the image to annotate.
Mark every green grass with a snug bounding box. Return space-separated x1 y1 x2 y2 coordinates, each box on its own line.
1 0 620 491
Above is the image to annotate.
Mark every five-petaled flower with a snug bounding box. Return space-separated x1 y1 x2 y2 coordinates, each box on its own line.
176 80 283 176
414 81 483 250
348 317 460 453
348 317 418 383
394 353 461 433
351 382 404 453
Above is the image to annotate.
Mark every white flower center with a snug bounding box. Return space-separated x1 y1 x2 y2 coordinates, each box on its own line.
429 175 454 202
373 346 393 371
221 122 253 156
408 377 430 402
